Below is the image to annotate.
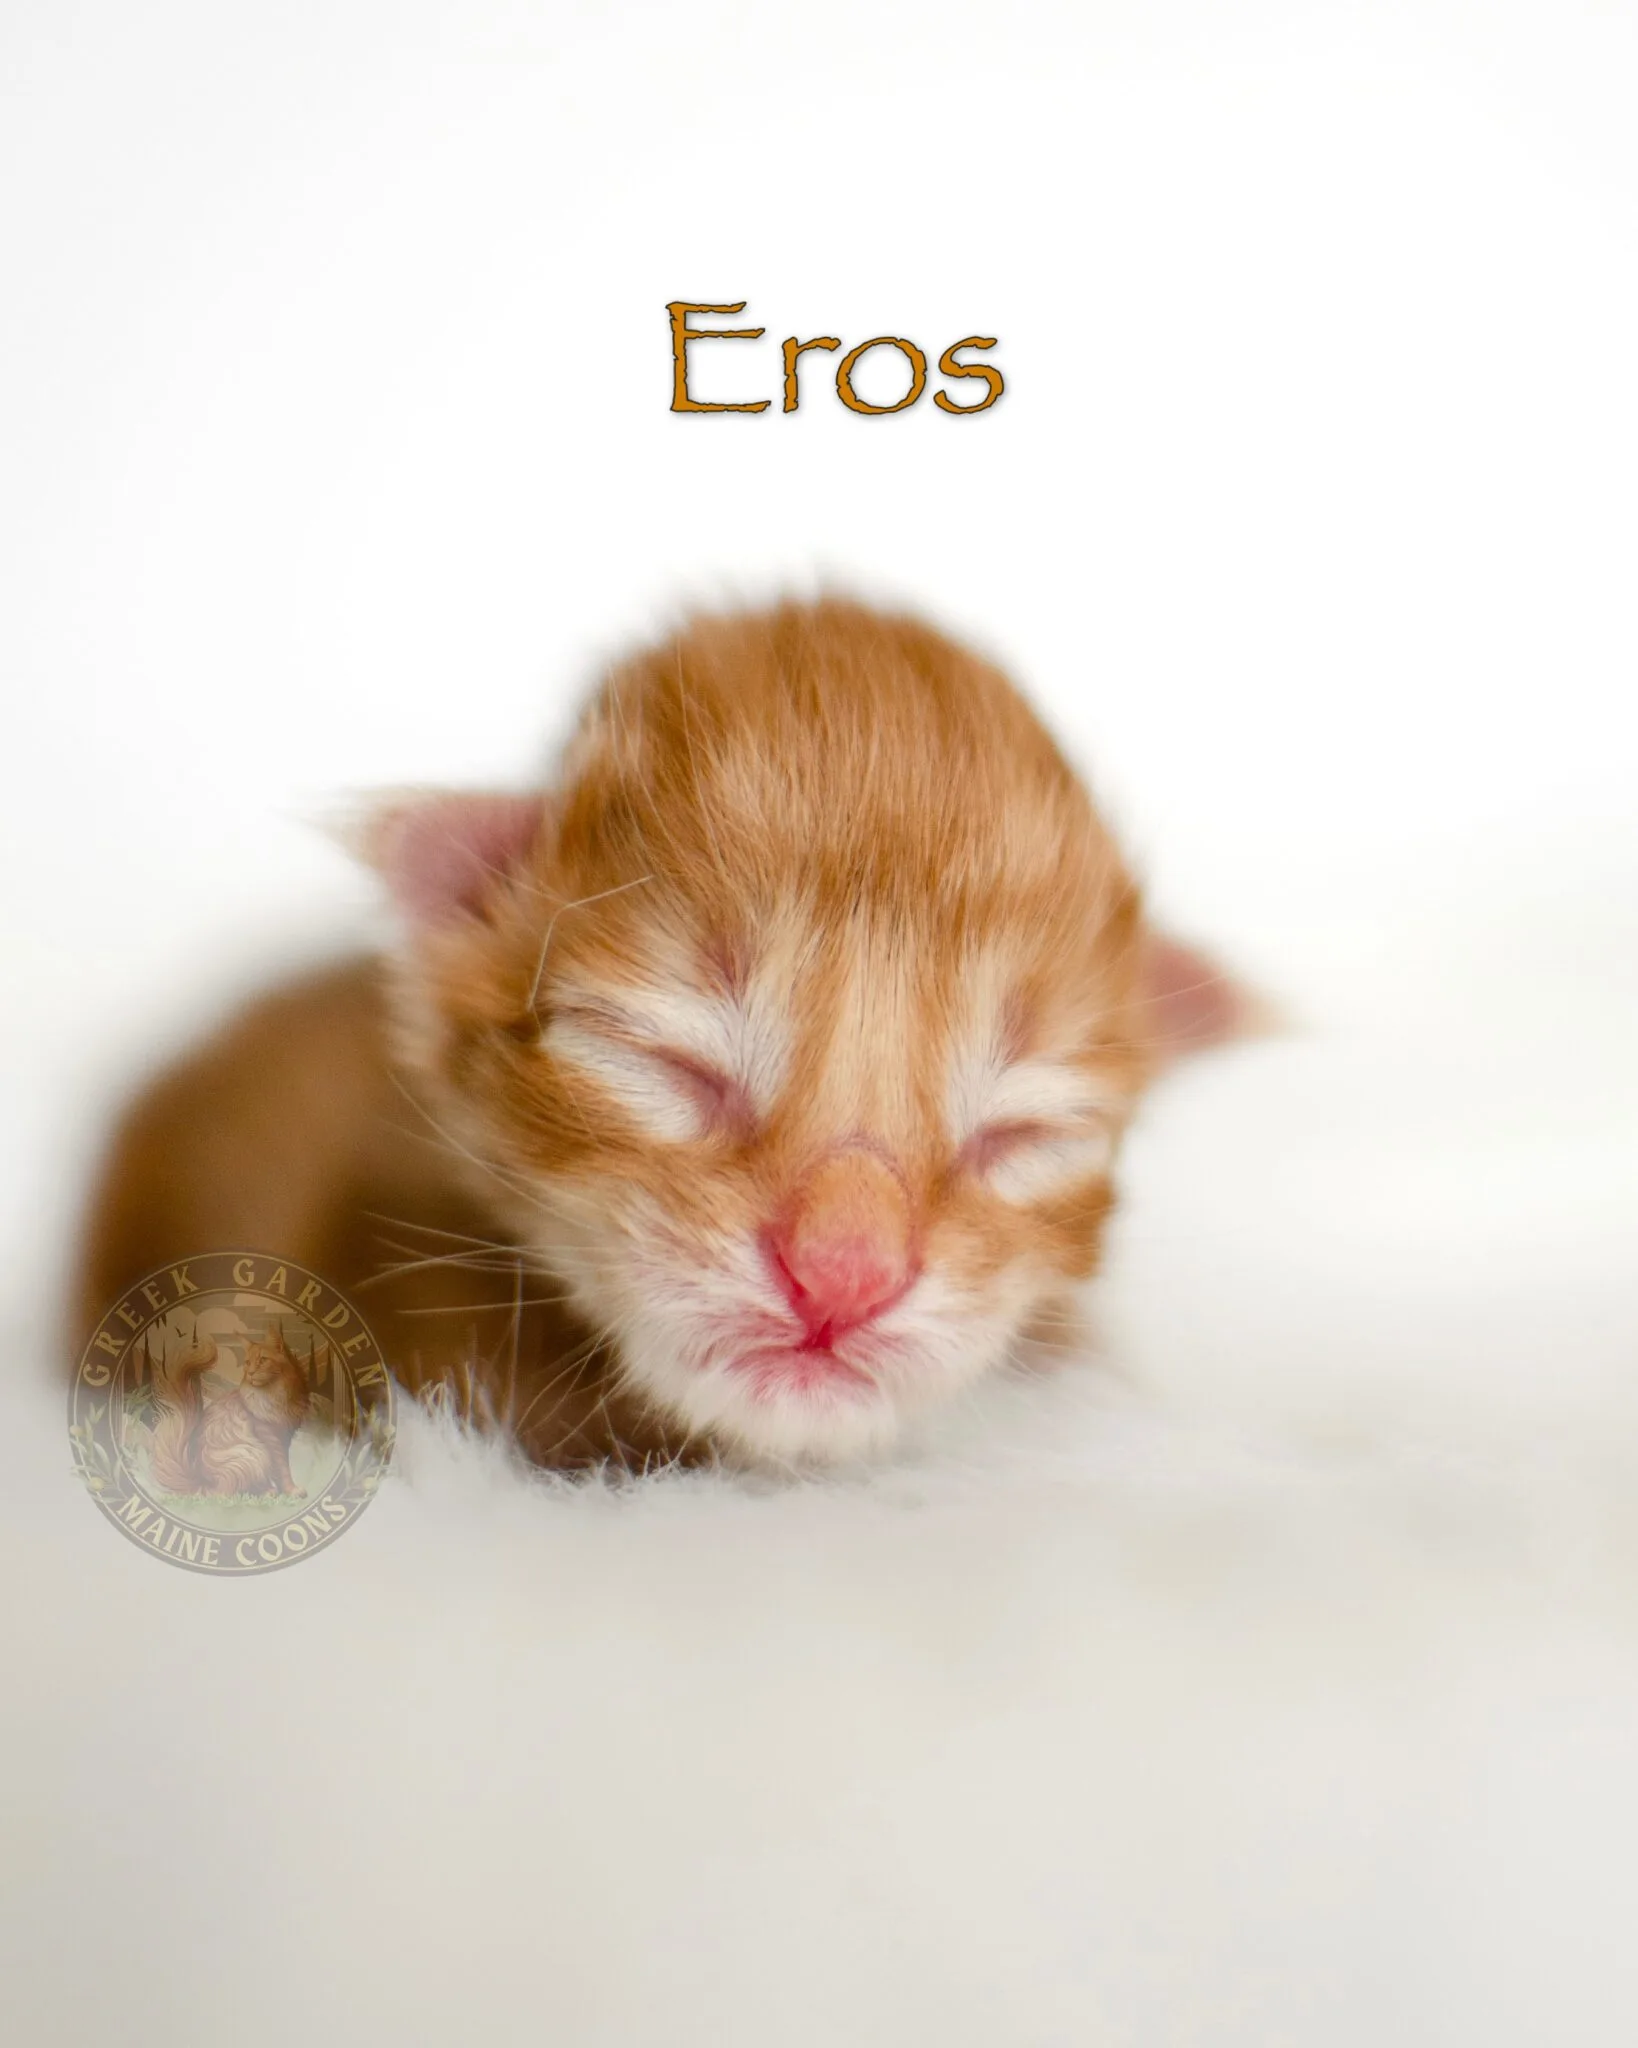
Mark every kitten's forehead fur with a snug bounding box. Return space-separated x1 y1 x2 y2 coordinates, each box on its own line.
601 611 1127 1000
442 604 1132 1009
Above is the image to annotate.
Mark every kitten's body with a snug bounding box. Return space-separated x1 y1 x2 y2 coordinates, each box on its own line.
75 599 1236 1471
76 957 682 1467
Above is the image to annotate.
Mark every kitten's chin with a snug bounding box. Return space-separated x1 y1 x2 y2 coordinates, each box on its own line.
602 1270 1033 1470
716 1391 905 1471
624 1341 908 1470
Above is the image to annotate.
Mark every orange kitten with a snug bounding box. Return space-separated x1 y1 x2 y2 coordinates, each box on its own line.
75 598 1240 1470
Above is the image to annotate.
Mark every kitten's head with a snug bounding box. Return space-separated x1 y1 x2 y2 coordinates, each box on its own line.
362 600 1238 1466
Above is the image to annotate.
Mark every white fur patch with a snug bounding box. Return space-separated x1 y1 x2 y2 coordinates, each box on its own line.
949 1046 1111 1138
542 1015 705 1141
983 1129 1114 1205
976 1058 1119 1129
615 983 791 1114
543 981 792 1140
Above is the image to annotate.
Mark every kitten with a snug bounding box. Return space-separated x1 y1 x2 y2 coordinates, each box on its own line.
74 598 1240 1471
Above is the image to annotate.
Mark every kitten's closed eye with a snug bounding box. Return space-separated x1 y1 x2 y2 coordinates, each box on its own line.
542 1010 752 1143
549 994 1119 1198
640 1044 752 1134
948 1050 1123 1202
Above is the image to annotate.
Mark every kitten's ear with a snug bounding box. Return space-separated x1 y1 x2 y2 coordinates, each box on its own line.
1139 930 1261 1063
342 789 548 927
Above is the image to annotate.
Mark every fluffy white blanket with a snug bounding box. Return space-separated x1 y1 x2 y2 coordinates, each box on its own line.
4 883 1633 2047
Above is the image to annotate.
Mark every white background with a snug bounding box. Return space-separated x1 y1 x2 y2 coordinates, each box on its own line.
3 4 1637 2042
5 0 1634 1293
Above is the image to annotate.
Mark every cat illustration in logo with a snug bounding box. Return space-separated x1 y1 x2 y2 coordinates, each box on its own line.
147 1322 311 1498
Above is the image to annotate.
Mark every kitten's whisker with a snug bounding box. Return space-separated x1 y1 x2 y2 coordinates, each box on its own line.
386 1072 564 1225
391 1295 575 1315
503 1250 523 1434
525 873 654 1014
511 1327 614 1446
371 1235 521 1270
359 1245 525 1286
359 1212 523 1255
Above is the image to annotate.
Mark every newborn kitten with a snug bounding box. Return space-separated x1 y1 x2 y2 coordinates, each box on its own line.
75 598 1239 1470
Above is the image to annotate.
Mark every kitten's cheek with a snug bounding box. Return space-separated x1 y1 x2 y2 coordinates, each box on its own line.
1049 1185 1119 1283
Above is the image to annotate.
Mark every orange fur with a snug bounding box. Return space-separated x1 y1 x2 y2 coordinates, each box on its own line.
74 598 1240 1470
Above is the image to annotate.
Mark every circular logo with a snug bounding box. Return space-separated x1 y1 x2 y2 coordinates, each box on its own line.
71 1252 395 1576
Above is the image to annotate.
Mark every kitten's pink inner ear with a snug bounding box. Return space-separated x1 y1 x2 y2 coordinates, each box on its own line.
1140 932 1243 1058
363 791 546 925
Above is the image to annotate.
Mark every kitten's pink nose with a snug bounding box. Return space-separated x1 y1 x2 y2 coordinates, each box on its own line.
768 1151 914 1340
